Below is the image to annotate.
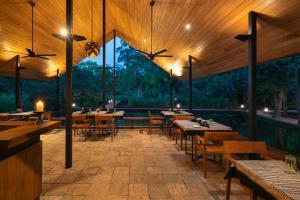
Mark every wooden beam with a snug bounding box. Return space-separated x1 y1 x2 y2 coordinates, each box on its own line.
56 69 60 117
15 55 21 110
102 0 106 110
113 29 116 109
170 69 173 110
188 55 193 113
248 11 257 140
65 0 73 168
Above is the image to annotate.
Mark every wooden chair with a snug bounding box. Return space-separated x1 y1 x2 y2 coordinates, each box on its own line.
72 115 90 141
223 141 272 200
148 111 164 134
172 115 194 149
0 115 9 121
95 115 116 141
195 132 239 178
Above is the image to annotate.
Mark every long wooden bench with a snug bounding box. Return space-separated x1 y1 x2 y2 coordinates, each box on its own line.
123 117 149 129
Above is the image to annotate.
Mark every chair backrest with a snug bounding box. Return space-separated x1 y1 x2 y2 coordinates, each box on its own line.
224 141 269 158
171 115 194 121
0 115 9 121
95 115 114 122
148 111 155 122
204 132 239 144
72 114 87 123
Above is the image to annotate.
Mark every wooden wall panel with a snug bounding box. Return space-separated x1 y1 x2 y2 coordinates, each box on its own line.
0 141 42 200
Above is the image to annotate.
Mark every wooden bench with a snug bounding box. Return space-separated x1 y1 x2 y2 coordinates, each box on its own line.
123 117 149 129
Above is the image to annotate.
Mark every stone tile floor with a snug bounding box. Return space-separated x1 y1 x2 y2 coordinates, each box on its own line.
40 129 250 200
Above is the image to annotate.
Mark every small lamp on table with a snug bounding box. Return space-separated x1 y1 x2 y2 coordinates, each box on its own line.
35 100 44 123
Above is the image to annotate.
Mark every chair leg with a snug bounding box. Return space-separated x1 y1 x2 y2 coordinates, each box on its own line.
226 178 232 200
180 133 183 150
175 131 178 144
185 136 187 152
149 125 151 135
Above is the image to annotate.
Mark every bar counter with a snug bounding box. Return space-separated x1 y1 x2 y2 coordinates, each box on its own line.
0 120 60 200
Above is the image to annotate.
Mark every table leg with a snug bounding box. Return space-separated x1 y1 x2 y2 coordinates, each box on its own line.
226 178 232 200
185 134 187 152
191 135 194 161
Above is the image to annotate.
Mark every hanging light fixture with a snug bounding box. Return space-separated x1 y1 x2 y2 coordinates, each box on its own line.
85 0 100 58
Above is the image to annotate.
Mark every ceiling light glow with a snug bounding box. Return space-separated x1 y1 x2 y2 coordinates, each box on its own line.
185 24 191 30
60 28 68 37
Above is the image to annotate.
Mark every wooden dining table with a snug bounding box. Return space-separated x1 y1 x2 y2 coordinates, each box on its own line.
160 110 193 130
160 110 193 117
226 160 300 200
174 119 232 161
0 111 35 120
72 110 125 118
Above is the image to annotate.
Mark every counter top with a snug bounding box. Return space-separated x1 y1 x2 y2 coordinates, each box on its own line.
0 121 60 150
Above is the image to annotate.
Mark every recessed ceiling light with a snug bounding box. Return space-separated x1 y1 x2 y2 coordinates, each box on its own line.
60 28 68 37
185 24 191 30
143 39 147 42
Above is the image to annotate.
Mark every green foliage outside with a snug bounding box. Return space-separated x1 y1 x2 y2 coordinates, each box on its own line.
0 40 299 114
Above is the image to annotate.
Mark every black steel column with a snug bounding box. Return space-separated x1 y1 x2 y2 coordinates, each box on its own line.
56 69 60 117
188 55 193 113
102 0 106 110
113 29 116 109
65 0 73 168
15 55 21 110
248 11 257 140
170 69 173 110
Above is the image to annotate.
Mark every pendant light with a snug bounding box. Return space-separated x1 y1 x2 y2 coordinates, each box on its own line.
85 0 100 58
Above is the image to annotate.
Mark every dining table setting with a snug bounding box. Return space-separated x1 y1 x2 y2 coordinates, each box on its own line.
72 110 125 118
174 118 232 161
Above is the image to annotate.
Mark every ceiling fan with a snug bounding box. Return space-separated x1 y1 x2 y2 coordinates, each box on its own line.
136 0 173 60
4 0 56 60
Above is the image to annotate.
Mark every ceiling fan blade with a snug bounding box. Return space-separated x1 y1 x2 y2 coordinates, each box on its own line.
155 55 173 58
35 54 56 57
153 49 167 55
37 56 49 60
73 35 87 42
52 33 65 41
136 50 150 56
26 48 34 56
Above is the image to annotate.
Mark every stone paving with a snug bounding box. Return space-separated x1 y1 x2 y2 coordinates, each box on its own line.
40 129 250 200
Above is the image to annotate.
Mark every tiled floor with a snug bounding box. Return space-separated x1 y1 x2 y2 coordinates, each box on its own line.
40 129 250 200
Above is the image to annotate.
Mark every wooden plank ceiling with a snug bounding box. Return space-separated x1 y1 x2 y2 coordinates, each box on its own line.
0 0 300 81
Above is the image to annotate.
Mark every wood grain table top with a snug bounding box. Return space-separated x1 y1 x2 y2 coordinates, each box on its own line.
73 111 125 117
174 120 232 132
160 111 193 117
235 160 300 200
0 111 35 117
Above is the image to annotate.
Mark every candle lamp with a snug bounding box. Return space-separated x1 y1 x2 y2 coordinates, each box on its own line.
35 100 44 124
